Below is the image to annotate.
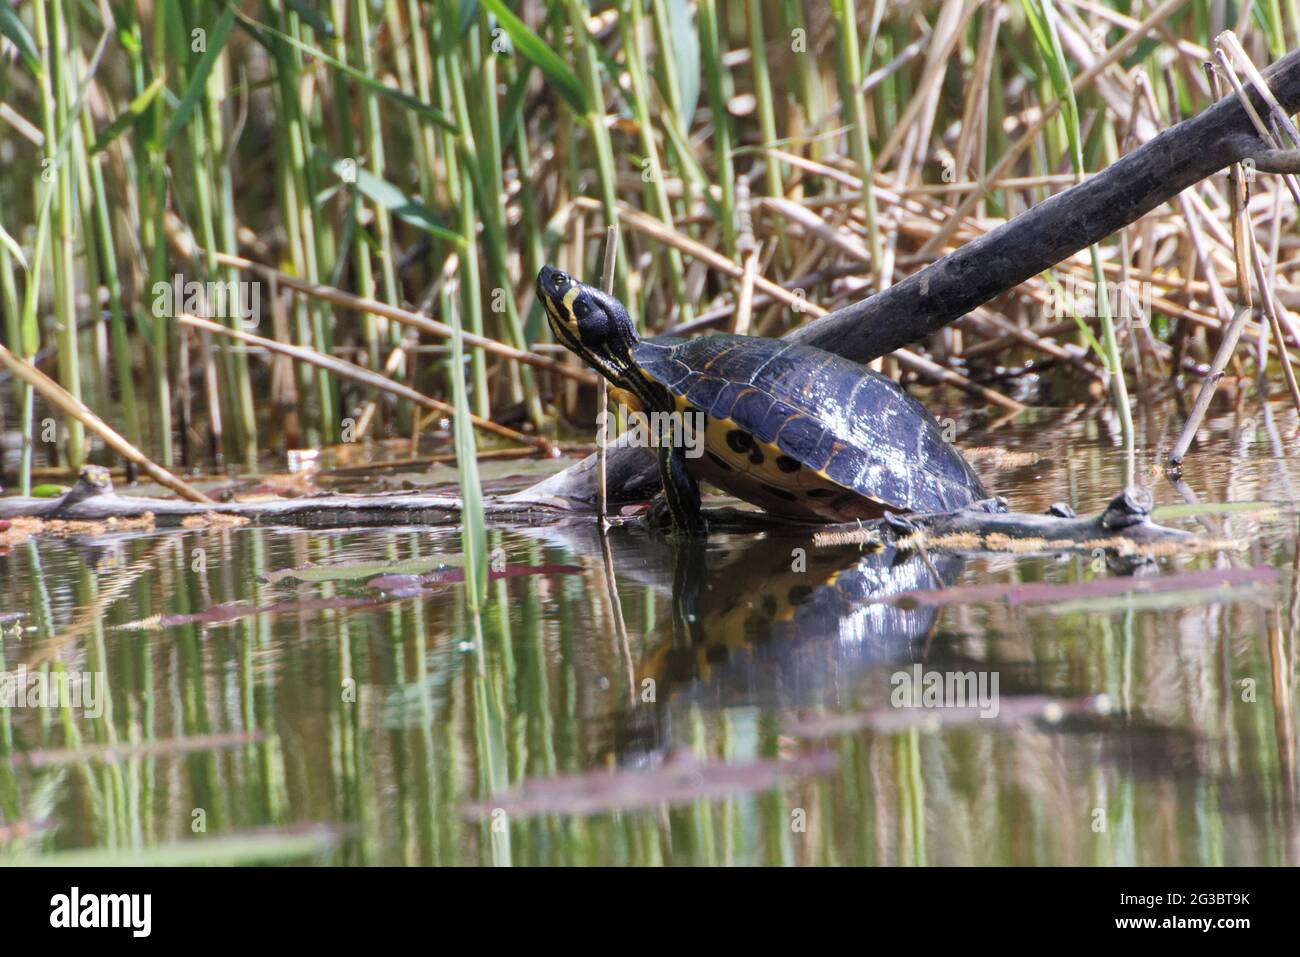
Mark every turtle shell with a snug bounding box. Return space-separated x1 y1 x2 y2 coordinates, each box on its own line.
629 334 987 522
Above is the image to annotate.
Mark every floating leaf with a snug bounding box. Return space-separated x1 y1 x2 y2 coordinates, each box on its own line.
113 595 392 631
17 826 341 867
1152 500 1280 519
367 563 580 594
264 556 461 584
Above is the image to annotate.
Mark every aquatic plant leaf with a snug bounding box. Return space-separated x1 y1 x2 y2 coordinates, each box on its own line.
16 825 341 866
367 563 580 593
0 220 27 273
0 2 39 74
90 74 167 156
112 596 392 632
480 0 588 115
666 0 700 122
263 556 461 584
320 151 461 245
235 8 455 131
1152 501 1279 519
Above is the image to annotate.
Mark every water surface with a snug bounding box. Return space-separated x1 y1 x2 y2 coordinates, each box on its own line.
1 394 1297 865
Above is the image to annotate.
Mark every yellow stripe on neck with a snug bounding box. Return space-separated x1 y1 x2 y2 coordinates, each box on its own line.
561 286 582 330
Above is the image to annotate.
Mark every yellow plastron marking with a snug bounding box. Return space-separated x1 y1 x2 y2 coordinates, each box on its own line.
634 557 855 689
667 393 861 517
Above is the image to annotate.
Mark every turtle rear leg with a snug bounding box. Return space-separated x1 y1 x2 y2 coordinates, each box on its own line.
648 445 706 536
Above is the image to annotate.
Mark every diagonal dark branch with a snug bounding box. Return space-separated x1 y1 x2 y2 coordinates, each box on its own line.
518 46 1300 510
785 46 1300 360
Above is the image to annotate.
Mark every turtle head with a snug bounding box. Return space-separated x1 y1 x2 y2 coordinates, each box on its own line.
536 265 639 389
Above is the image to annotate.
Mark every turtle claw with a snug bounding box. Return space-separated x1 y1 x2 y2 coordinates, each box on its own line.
882 511 920 536
1045 502 1076 518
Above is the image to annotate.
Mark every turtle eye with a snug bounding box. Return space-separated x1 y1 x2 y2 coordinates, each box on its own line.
554 271 571 287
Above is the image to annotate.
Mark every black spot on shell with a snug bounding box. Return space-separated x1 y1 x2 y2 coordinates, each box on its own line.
806 488 837 498
776 455 802 473
706 451 733 472
761 596 778 616
761 484 798 502
749 446 764 465
726 429 752 453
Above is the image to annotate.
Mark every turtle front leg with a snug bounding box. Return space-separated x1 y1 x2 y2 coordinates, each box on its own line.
648 444 706 536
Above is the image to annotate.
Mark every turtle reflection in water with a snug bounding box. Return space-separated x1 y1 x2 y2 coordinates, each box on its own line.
609 533 963 761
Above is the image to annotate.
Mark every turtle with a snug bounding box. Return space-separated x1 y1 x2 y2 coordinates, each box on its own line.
536 265 996 534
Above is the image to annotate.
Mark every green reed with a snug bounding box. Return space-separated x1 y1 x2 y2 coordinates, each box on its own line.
1022 0 1135 458
0 0 1290 490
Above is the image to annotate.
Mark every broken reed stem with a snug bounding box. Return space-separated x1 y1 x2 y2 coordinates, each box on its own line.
0 342 212 503
1213 35 1300 206
734 177 759 335
1168 306 1256 468
1246 228 1300 411
917 0 1190 257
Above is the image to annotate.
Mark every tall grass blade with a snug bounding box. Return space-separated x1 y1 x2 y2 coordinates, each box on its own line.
161 4 236 148
481 0 588 114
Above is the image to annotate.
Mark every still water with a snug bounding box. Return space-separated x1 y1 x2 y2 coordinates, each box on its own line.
1 394 1297 865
